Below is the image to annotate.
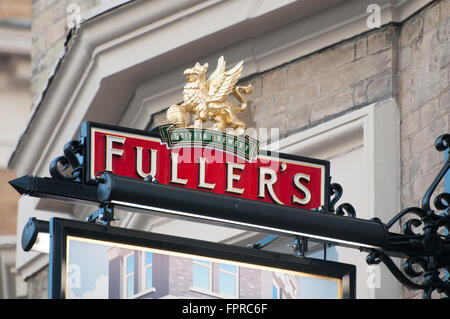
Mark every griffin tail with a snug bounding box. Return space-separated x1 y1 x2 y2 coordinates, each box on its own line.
232 84 254 112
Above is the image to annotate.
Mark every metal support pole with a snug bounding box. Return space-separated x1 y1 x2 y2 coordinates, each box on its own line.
96 172 389 251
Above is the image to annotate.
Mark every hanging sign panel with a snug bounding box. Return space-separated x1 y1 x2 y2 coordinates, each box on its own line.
49 218 355 299
81 122 330 211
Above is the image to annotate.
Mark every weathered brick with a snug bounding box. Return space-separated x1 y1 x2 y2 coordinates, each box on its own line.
355 37 367 60
423 2 441 33
400 14 423 47
401 137 412 162
310 41 355 74
441 0 450 21
50 0 66 23
437 15 450 43
286 92 311 131
253 94 287 135
413 166 440 200
319 68 344 95
399 45 411 73
353 80 367 106
402 109 421 138
44 17 66 48
401 182 416 208
367 74 391 102
440 89 450 114
32 0 47 18
439 41 450 67
419 145 443 174
411 127 430 155
404 155 420 185
342 49 393 86
411 117 447 156
31 6 54 35
287 83 319 106
287 103 311 132
368 26 396 54
407 53 439 91
262 69 287 96
287 57 313 87
421 99 440 127
401 88 416 115
310 88 353 122
412 69 447 109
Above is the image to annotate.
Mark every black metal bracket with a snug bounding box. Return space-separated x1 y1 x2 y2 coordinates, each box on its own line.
329 182 356 218
247 234 279 249
367 134 450 299
85 204 118 226
49 139 84 181
288 235 309 257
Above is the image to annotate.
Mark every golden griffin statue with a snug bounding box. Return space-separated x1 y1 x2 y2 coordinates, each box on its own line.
166 56 253 136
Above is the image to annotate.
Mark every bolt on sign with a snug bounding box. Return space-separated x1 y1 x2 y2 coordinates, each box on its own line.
78 56 330 211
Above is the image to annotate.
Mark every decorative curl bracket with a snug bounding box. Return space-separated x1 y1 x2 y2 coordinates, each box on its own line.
49 139 84 181
367 134 450 299
329 182 356 218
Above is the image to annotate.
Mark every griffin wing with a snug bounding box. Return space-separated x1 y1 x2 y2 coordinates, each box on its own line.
206 56 243 103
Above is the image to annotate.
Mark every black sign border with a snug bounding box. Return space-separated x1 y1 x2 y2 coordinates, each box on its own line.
49 217 355 299
80 121 331 211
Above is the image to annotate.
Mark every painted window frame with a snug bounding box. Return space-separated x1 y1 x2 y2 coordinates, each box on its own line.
218 263 239 298
192 259 213 291
124 252 135 298
142 251 153 290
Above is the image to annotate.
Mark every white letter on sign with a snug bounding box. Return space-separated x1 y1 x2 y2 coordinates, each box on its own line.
292 173 311 205
198 157 215 189
226 162 245 194
258 167 284 205
105 135 126 172
171 152 188 185
136 147 157 179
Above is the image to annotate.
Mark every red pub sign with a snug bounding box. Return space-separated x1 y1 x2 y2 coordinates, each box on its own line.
82 122 330 211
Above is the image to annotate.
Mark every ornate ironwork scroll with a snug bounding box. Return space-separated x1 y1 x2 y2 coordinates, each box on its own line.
49 139 84 181
367 134 450 299
329 182 356 218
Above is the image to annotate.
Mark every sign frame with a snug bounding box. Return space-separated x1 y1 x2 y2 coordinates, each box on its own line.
49 217 356 299
80 121 331 211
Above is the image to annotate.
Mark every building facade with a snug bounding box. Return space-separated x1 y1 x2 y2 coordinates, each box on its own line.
106 247 301 299
7 0 450 299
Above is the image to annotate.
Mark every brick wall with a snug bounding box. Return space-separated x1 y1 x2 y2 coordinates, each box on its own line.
248 25 399 139
31 0 101 105
399 0 450 298
150 25 400 141
400 0 449 209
